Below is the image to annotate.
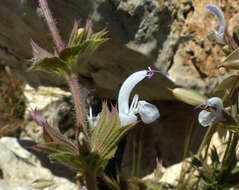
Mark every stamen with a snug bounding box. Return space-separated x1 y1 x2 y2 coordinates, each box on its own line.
146 67 168 79
194 103 209 110
194 103 204 110
194 101 216 113
89 106 93 119
129 94 139 113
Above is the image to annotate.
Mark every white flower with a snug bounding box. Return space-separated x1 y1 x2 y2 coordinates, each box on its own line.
87 106 100 127
205 4 225 44
198 97 223 127
118 67 160 126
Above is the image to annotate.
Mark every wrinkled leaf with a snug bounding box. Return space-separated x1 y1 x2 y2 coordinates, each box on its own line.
29 21 108 77
28 56 70 76
50 151 86 171
90 102 135 160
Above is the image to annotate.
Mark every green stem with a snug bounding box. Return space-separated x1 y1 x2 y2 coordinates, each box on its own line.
100 174 120 190
197 124 215 157
220 86 239 180
224 134 238 167
177 117 194 190
220 134 238 180
85 172 98 190
222 131 232 165
136 131 143 177
131 135 136 177
194 124 216 190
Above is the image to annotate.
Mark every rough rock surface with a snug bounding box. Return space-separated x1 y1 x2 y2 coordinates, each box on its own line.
0 137 77 190
1 0 239 182
0 0 239 98
0 180 35 190
0 0 175 101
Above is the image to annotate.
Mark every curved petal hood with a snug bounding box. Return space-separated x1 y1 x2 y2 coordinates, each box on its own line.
198 97 224 127
118 68 160 126
205 4 225 43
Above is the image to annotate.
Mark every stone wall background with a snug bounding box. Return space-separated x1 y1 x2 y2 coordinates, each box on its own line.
0 0 239 185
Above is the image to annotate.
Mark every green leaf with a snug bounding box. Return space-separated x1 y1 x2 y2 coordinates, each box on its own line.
226 125 239 132
211 145 220 166
200 173 216 186
28 56 70 76
31 142 76 154
29 21 108 77
50 151 86 171
221 48 239 69
90 103 136 161
191 156 202 168
214 75 238 93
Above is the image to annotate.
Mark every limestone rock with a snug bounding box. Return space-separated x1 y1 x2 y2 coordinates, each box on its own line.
0 0 239 98
21 85 73 141
0 180 35 190
0 137 77 190
0 0 175 101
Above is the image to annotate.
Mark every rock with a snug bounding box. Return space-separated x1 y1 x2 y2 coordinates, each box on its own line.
0 180 36 190
23 84 71 111
0 137 77 190
1 0 239 97
159 162 182 186
21 84 74 141
0 0 175 101
166 0 239 95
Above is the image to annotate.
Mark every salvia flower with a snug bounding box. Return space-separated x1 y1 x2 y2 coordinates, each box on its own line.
87 106 100 127
197 97 224 127
205 4 226 43
118 67 160 126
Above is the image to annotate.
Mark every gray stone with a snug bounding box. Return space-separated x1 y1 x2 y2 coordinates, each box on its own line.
0 180 35 190
0 0 176 101
0 137 77 190
0 0 239 98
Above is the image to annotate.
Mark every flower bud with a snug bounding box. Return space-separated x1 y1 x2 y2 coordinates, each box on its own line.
172 88 207 106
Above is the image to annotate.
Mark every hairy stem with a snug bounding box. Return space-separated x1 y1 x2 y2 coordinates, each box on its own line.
66 74 87 135
39 0 65 52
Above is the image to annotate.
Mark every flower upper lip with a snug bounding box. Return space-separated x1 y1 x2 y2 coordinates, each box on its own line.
197 97 224 127
118 67 160 126
88 67 163 127
205 4 225 43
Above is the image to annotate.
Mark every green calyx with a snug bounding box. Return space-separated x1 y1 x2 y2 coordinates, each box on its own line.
31 102 135 175
28 20 108 77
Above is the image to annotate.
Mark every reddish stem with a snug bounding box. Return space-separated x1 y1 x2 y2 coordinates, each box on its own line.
39 0 65 52
66 74 87 135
